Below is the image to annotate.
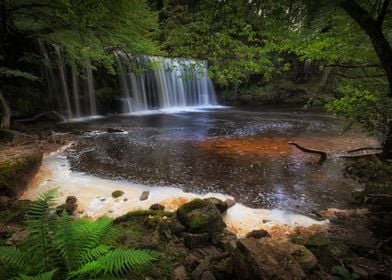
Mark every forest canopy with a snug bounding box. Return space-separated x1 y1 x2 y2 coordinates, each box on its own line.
0 0 391 156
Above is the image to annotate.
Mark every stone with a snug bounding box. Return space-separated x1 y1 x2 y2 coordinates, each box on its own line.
184 232 210 249
176 199 226 234
0 145 42 197
56 196 78 215
172 265 188 280
224 199 235 209
140 191 150 201
139 232 160 250
185 254 200 270
212 229 237 251
168 219 186 235
150 203 165 211
112 190 124 198
107 127 125 133
245 229 270 239
203 197 228 213
230 238 317 280
191 261 210 280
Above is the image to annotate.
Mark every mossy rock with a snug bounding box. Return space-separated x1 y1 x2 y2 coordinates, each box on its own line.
176 198 226 233
112 190 124 198
0 145 42 197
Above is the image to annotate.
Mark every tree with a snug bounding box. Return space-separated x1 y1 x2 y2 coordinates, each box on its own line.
0 0 158 129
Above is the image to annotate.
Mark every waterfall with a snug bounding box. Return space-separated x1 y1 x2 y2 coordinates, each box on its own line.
71 65 81 118
115 54 218 113
85 58 97 115
54 45 73 119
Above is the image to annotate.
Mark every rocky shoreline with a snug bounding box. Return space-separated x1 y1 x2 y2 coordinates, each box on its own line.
1 127 392 279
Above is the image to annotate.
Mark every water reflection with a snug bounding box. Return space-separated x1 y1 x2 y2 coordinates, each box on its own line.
65 108 377 215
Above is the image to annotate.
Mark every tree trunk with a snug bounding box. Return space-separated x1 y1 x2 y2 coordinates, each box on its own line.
339 0 392 158
339 0 392 95
0 88 11 129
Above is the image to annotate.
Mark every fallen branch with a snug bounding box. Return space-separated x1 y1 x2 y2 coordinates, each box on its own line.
346 146 382 153
288 142 327 162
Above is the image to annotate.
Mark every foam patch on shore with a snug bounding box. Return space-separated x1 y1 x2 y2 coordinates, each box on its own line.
23 148 329 237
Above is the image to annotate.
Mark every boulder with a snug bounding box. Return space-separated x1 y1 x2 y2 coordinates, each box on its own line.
140 191 150 201
184 232 210 249
56 195 78 215
203 198 228 213
230 238 317 280
176 199 226 234
0 145 42 197
224 199 236 209
245 229 270 239
150 203 165 211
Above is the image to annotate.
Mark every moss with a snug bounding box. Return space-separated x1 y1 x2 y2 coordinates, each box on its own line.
111 190 125 198
0 148 42 197
189 213 207 229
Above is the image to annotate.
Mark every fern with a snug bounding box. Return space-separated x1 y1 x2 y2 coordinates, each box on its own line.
16 269 56 280
0 189 159 279
0 246 31 271
69 248 159 278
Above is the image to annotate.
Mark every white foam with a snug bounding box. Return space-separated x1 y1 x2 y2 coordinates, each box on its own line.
23 149 328 237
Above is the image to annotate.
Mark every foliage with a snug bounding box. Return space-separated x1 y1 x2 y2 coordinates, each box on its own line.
326 79 392 144
0 189 158 279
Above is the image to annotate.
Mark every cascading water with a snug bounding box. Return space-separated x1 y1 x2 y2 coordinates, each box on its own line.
54 45 73 119
115 54 218 113
39 43 98 120
85 58 97 116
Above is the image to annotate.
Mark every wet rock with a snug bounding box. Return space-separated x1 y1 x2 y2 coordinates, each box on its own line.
107 127 125 133
56 195 78 215
245 229 270 239
231 238 317 280
0 145 42 197
112 190 124 198
204 198 228 213
150 203 165 211
48 132 73 145
172 265 188 280
176 199 226 234
140 191 150 201
224 199 235 209
200 271 216 280
184 232 210 249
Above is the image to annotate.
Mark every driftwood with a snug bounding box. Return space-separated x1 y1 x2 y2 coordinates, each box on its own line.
288 142 327 162
288 142 382 162
346 146 382 153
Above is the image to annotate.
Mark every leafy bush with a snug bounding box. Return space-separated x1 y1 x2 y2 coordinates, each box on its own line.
0 189 158 279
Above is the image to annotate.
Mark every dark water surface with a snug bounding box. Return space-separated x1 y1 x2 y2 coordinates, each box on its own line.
65 107 376 215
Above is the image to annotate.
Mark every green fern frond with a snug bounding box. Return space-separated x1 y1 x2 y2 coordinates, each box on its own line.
70 248 158 277
0 246 30 271
16 269 56 280
81 245 111 263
